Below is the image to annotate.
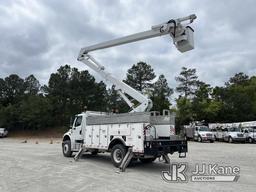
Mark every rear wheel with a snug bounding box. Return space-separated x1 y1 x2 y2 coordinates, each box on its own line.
111 144 127 167
62 140 72 157
139 157 156 163
248 137 253 143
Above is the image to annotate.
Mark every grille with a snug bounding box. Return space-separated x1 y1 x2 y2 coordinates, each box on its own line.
237 133 243 137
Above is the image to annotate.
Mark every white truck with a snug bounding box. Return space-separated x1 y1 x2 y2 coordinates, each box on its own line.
184 123 214 143
62 14 197 171
0 128 8 137
223 127 246 143
242 127 256 143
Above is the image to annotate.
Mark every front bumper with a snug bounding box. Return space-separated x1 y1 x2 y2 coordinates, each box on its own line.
201 136 214 141
143 139 187 157
232 137 246 142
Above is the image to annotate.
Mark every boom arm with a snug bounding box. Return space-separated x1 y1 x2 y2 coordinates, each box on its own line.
78 14 196 112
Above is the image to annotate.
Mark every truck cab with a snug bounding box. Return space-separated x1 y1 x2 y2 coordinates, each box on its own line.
184 122 214 143
242 127 256 143
193 126 214 143
223 127 246 143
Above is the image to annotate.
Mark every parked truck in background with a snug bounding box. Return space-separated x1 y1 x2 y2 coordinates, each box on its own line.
211 127 225 141
223 127 246 143
184 122 214 143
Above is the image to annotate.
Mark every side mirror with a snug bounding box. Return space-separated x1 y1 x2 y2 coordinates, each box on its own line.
69 117 73 129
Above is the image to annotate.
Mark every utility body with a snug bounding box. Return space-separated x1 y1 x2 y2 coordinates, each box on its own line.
62 14 196 171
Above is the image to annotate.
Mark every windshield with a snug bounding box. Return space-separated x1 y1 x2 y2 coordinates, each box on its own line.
247 127 256 132
198 126 209 131
229 127 240 132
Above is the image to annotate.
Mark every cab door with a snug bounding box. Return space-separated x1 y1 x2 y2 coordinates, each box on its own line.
72 115 83 141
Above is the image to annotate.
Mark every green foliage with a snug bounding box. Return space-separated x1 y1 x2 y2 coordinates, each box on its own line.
106 85 129 113
151 74 173 112
175 67 198 98
0 65 108 130
175 69 256 126
1 64 256 133
124 61 156 92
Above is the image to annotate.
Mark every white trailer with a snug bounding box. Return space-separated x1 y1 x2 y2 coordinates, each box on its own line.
62 14 197 171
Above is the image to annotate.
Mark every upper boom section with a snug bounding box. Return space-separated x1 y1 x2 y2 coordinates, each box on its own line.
78 14 196 57
77 14 196 113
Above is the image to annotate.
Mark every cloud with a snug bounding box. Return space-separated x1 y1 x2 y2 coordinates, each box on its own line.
0 0 256 98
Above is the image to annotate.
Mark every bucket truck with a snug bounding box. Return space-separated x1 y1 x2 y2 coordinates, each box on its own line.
62 14 197 171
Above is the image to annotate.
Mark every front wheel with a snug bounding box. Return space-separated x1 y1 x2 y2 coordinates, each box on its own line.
228 137 233 143
62 140 73 157
198 136 202 142
248 137 253 143
111 144 127 167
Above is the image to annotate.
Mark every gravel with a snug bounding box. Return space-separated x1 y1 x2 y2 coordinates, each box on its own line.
0 138 255 192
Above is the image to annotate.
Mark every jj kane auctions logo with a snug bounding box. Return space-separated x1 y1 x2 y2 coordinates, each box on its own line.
162 163 240 182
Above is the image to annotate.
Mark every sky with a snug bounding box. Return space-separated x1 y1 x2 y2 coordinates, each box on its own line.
1 0 256 100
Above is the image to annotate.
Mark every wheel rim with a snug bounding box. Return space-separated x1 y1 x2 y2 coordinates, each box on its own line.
198 137 201 142
229 137 232 143
63 144 69 154
249 138 252 143
113 149 123 163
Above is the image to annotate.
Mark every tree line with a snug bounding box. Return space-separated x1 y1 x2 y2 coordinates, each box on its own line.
0 62 255 132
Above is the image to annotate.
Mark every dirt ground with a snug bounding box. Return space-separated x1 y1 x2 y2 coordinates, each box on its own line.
0 138 255 192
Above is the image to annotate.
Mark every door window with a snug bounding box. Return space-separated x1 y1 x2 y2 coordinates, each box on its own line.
74 116 82 127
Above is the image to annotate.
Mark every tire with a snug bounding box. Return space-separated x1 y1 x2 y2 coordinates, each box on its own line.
214 135 217 141
198 136 202 142
111 144 127 167
228 136 233 143
210 140 214 143
62 140 73 157
139 157 157 163
248 137 253 143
